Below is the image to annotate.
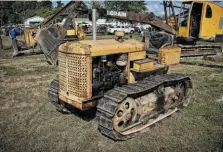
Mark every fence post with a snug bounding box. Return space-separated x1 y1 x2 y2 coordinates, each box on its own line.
0 35 3 50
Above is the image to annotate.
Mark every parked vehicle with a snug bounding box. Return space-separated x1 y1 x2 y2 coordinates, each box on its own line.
107 25 134 34
134 26 142 33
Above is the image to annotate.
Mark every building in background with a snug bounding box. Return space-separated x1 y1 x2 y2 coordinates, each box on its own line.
24 16 44 27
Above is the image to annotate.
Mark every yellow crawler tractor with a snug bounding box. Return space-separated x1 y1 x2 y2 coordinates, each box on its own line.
48 31 192 140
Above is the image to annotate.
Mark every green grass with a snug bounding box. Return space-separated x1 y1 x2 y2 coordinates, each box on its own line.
0 35 223 152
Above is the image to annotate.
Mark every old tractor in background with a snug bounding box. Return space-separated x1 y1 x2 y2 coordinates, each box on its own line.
8 1 87 60
6 27 42 57
48 9 193 140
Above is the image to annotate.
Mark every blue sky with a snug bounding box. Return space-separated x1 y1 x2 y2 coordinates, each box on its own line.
52 0 183 16
52 0 223 16
146 1 185 16
146 1 165 16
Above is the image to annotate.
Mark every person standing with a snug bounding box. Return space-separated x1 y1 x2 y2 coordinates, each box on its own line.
9 28 21 56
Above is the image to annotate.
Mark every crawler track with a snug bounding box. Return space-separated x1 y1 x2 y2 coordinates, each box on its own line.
180 61 223 69
179 45 222 58
48 79 71 113
97 74 192 140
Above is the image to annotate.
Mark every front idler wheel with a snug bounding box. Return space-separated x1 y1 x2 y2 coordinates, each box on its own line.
113 97 138 133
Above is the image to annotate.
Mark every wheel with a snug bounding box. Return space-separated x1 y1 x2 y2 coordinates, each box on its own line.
113 97 138 132
130 30 134 34
97 76 192 141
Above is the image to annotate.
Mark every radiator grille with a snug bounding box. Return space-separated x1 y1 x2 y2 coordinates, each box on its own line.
58 52 90 99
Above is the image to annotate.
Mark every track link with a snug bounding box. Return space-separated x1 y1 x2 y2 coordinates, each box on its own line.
179 45 222 58
48 79 71 114
97 74 192 141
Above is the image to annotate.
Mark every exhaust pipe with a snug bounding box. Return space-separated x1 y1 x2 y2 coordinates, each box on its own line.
92 9 97 40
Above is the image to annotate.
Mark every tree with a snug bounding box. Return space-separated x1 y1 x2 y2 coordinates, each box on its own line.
56 1 64 9
0 1 53 25
84 1 103 9
104 1 147 13
0 1 14 25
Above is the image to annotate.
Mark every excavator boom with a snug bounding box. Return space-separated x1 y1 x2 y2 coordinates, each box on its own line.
36 1 88 65
105 10 176 35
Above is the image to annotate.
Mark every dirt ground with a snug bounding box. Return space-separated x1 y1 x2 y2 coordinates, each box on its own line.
0 35 223 152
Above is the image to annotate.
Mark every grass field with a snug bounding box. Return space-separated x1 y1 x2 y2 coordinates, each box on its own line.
0 35 223 152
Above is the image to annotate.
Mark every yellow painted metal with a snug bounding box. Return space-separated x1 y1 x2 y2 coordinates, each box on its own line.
178 26 190 37
58 51 92 110
58 39 177 110
58 39 145 110
128 71 136 84
115 31 125 37
133 59 154 72
128 51 146 83
78 29 86 40
59 39 145 57
178 1 223 39
158 47 181 65
66 29 76 36
167 16 177 29
23 28 38 47
129 51 146 61
199 2 223 39
66 25 85 40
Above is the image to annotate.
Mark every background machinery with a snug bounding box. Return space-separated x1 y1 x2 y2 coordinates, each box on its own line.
48 9 193 140
35 1 88 65
5 27 42 57
7 1 87 59
177 0 223 43
103 9 222 58
37 1 222 66
162 0 222 57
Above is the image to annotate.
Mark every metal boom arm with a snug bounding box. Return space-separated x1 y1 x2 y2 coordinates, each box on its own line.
105 10 176 35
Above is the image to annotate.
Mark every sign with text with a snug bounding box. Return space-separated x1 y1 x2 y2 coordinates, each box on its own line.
107 10 127 18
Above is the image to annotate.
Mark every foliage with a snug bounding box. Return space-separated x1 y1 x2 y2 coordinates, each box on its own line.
26 8 57 19
0 1 148 25
104 1 147 13
0 1 55 25
56 1 64 9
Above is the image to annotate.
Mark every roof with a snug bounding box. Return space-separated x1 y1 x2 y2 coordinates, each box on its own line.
182 0 223 8
25 16 44 22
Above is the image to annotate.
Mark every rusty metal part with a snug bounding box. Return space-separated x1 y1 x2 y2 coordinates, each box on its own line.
203 55 223 62
105 10 176 35
113 97 138 132
180 61 223 69
41 1 87 27
97 74 192 140
163 0 178 29
17 48 42 55
36 28 60 65
36 1 88 65
121 108 178 135
179 44 222 57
